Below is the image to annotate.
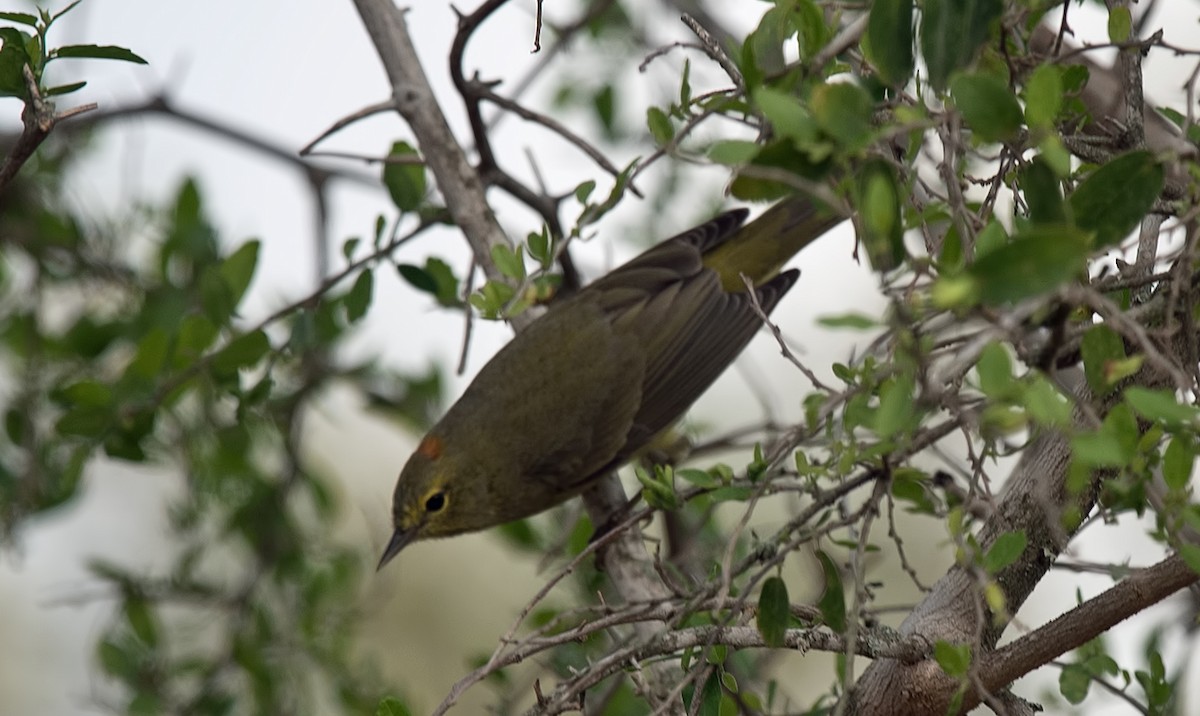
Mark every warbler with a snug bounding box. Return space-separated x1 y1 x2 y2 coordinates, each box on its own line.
379 197 839 568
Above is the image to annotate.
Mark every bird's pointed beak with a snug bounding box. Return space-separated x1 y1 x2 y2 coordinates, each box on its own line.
377 527 416 571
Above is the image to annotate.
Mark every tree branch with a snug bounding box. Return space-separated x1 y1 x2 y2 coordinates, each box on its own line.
351 0 686 709
0 64 96 194
351 0 528 315
976 553 1197 704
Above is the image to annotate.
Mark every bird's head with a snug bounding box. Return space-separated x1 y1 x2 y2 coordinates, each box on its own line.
378 433 463 570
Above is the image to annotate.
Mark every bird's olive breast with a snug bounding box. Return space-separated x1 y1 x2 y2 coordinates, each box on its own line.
419 297 645 526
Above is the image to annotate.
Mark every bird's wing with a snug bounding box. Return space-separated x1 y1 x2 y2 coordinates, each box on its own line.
578 214 799 464
615 268 798 455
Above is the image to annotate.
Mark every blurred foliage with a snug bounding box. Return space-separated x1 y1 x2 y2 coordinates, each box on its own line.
0 152 400 710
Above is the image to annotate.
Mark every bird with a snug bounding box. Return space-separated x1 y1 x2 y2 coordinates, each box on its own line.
379 197 840 569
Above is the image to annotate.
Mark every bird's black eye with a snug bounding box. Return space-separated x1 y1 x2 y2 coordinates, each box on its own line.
424 491 446 512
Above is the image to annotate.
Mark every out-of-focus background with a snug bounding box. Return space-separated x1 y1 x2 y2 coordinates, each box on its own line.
1 1 1198 714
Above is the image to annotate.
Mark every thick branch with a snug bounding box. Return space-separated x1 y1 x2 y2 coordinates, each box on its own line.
0 64 96 194
351 0 526 318
976 553 1197 704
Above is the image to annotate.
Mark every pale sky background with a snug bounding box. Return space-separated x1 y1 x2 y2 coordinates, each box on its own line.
1 1 1199 714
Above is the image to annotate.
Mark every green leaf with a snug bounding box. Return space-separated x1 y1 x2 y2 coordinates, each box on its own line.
573 180 596 203
53 44 148 64
974 219 1008 259
708 140 760 166
730 138 831 200
1072 433 1128 468
756 577 790 648
867 0 914 85
5 408 24 444
375 696 414 716
950 72 1023 143
124 598 159 646
677 468 721 489
891 469 937 514
496 519 542 552
976 342 1013 398
1072 404 1139 467
1161 107 1200 144
1019 157 1065 224
397 263 436 294
705 644 727 665
1070 151 1164 249
164 178 217 264
592 83 617 138
45 80 87 97
982 531 1026 573
97 638 136 680
345 270 373 323
374 213 387 242
0 12 38 26
1125 387 1199 427
811 82 873 150
1022 376 1072 427
646 106 674 145
982 581 1007 621
397 258 461 307
125 329 170 381
469 279 515 319
1163 436 1194 491
815 551 846 632
1107 6 1132 43
56 405 113 438
856 158 904 271
636 465 680 510
1039 135 1072 177
1080 324 1127 395
219 240 260 310
934 641 972 678
793 0 830 60
1024 64 1063 129
694 670 722 716
1059 663 1091 704
753 87 816 144
965 226 1090 305
817 313 877 329
199 267 235 324
382 141 426 212
875 373 915 438
679 58 692 107
490 243 526 281
575 158 636 228
288 309 316 353
702 484 751 502
919 0 1003 90
527 227 551 266
57 380 114 408
211 330 270 377
743 4 787 81
0 27 33 98
61 316 120 357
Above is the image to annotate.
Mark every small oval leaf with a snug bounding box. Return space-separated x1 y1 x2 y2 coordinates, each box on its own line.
756 577 790 648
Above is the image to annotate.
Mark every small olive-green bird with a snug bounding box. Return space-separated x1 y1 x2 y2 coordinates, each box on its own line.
379 197 839 568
